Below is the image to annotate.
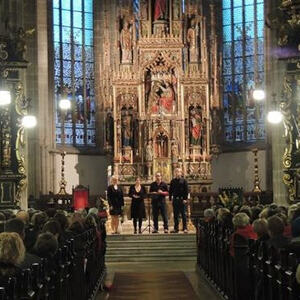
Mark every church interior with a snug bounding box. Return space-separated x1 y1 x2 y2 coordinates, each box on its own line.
0 0 300 299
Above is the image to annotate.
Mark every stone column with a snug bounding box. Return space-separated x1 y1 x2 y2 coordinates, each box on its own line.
24 0 56 201
265 0 288 205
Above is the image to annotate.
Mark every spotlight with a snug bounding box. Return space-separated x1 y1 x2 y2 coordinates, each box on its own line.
0 90 11 106
267 110 283 124
59 98 71 110
21 115 37 128
253 89 265 101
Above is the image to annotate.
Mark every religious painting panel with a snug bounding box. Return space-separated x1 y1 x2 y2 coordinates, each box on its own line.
146 70 177 116
189 105 202 146
153 159 172 182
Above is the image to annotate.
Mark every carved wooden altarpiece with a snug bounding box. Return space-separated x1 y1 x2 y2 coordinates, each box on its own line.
100 0 221 191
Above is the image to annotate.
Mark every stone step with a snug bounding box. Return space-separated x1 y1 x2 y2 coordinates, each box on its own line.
106 253 197 262
106 233 196 241
105 233 196 262
107 247 196 255
107 240 195 248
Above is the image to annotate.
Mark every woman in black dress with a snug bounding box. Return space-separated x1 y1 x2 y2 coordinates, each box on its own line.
107 176 124 234
129 177 146 234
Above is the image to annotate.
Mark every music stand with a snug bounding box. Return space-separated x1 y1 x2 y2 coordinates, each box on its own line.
142 195 154 234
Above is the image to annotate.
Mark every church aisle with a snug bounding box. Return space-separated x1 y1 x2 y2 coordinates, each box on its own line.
97 261 222 300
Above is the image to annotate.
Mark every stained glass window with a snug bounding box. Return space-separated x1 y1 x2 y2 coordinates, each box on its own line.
53 0 96 146
222 0 265 143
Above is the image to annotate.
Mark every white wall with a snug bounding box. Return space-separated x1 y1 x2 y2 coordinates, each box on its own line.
54 154 110 195
211 150 266 192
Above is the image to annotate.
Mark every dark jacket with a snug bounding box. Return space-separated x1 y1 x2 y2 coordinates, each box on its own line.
107 185 124 216
169 177 188 200
149 181 168 205
19 253 42 269
267 235 290 250
128 185 146 219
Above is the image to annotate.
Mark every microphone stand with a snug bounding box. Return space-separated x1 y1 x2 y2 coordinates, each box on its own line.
142 193 154 234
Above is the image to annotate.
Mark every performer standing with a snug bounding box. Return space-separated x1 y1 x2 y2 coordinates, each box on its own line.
149 172 169 233
129 177 146 234
169 168 189 233
107 176 124 234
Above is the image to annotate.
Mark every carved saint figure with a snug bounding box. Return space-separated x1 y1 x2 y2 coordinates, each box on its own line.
154 0 167 20
121 111 133 147
190 107 202 145
187 19 198 62
145 141 153 162
120 21 132 63
171 142 179 163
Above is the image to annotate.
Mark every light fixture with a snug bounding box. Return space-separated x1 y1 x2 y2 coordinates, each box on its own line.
21 115 37 128
252 88 265 101
59 98 71 110
0 90 11 106
267 110 283 124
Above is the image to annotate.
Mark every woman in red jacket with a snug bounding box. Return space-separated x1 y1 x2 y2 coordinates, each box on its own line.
229 212 257 257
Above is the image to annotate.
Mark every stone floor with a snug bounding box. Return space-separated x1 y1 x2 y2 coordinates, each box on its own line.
97 261 221 300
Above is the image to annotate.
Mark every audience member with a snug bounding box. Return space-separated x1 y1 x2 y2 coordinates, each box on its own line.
5 218 41 268
267 215 290 250
253 218 269 243
25 212 48 251
16 210 29 225
203 208 215 223
0 232 25 277
33 232 58 260
5 218 25 239
45 208 57 219
42 220 62 240
54 212 70 244
251 206 262 222
230 212 257 257
217 208 233 229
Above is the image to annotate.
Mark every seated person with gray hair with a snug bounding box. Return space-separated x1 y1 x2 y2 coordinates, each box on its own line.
203 208 215 223
229 212 257 257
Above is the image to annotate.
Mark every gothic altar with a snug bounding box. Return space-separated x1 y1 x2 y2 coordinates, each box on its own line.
100 0 221 192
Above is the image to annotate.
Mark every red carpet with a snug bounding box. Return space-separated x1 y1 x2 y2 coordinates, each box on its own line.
108 271 199 300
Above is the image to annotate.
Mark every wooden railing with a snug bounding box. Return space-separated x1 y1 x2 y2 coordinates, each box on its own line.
0 226 106 300
196 218 300 300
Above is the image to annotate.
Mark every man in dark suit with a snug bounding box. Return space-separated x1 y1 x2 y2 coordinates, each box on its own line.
169 168 189 233
150 172 169 233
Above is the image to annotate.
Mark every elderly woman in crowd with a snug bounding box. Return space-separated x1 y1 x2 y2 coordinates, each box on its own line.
0 232 25 278
230 212 257 257
253 218 269 243
107 176 124 234
203 208 215 223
